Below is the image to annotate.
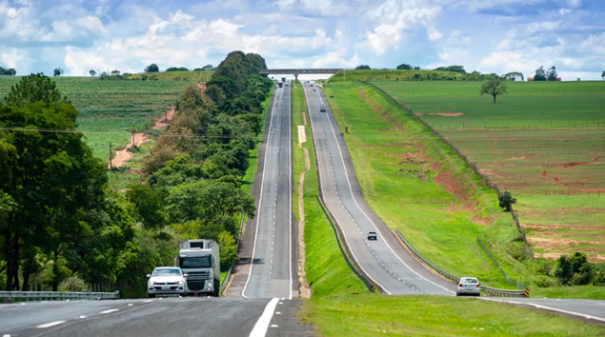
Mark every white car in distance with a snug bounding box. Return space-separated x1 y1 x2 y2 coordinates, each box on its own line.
456 277 481 296
147 267 187 298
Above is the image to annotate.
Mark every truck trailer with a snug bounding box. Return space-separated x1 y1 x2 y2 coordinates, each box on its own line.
177 239 220 297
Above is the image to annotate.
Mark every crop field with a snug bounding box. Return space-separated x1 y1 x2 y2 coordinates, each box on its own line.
0 76 190 161
373 80 605 261
128 70 213 81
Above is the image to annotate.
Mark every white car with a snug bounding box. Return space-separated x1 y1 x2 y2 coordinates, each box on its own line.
147 267 187 298
456 277 481 296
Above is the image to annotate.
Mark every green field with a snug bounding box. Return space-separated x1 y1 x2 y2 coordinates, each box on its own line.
129 70 213 82
299 82 605 336
0 76 190 161
373 81 605 261
328 69 464 82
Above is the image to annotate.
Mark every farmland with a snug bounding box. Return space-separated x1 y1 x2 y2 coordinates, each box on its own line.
128 70 213 81
372 80 605 261
0 76 191 162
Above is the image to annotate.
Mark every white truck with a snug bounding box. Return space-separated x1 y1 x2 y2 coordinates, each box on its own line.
177 239 220 297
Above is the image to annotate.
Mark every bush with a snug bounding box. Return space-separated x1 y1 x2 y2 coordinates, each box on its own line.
592 264 605 286
555 252 594 286
128 146 141 153
58 276 88 292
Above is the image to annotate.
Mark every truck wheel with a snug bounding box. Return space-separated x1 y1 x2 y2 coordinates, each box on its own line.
214 280 220 297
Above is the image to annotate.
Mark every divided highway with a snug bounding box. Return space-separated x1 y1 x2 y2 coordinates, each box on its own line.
304 82 455 295
241 82 296 299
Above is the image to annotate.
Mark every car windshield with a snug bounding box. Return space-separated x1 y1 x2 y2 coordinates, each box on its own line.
463 279 478 284
152 269 181 277
180 255 212 268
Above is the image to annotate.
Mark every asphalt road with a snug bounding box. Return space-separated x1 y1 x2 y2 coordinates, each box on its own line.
242 83 296 299
304 83 456 296
0 297 312 337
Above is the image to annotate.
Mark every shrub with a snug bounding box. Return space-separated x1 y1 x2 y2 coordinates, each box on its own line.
58 276 88 292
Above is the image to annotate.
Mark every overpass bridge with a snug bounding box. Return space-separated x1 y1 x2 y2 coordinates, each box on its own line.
259 68 343 81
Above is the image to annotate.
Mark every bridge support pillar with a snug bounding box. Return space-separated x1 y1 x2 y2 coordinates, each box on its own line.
294 74 298 83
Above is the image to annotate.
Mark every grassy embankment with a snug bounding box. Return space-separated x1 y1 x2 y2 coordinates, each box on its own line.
322 81 524 289
297 82 605 336
329 69 464 82
129 70 214 82
373 80 605 296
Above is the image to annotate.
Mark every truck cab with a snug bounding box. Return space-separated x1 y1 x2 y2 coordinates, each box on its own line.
177 239 220 297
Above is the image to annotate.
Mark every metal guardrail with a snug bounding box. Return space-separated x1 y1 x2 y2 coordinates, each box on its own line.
219 212 246 294
394 229 527 297
477 237 526 289
1 290 120 304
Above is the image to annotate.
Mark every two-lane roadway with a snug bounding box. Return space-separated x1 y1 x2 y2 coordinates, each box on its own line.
241 82 296 299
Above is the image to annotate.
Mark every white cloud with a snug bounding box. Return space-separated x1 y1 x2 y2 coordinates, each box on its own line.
580 33 605 55
0 47 36 72
359 0 445 55
312 48 358 67
40 16 106 41
559 8 572 15
273 0 348 16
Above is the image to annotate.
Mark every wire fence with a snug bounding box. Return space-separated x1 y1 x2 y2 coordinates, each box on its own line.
361 81 534 258
477 237 526 289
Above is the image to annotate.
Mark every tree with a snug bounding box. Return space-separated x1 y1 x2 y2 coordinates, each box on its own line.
533 66 546 81
89 70 96 77
497 190 516 212
555 252 594 286
4 73 69 107
126 184 167 230
503 72 524 81
481 80 508 104
53 68 63 77
0 67 16 76
396 63 412 70
111 69 121 76
602 71 605 80
355 65 371 70
145 63 159 73
546 66 558 81
201 64 214 71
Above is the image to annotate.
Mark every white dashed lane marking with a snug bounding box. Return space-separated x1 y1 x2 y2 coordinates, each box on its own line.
100 309 119 314
37 321 65 329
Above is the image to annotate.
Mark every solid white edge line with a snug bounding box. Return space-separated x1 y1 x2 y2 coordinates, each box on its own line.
37 321 65 329
319 86 455 296
288 82 293 300
303 84 390 295
249 298 280 337
100 309 119 314
478 298 605 323
242 85 281 299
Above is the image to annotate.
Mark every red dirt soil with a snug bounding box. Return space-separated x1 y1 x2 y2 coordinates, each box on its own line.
428 113 463 117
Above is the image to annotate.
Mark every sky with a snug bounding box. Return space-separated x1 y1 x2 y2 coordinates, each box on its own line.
1 0 604 80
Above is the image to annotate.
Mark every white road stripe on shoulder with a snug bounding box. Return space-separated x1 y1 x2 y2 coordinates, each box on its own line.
100 309 119 314
37 321 65 328
143 299 154 303
249 298 279 337
479 298 605 323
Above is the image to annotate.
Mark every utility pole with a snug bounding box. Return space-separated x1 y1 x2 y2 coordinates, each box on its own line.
109 142 112 169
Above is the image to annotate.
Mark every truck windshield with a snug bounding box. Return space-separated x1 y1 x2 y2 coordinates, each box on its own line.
180 256 212 268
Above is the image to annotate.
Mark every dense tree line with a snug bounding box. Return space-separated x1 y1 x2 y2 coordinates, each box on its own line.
0 67 17 76
0 51 272 295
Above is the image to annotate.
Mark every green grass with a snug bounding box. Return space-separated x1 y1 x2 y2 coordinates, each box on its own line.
329 69 464 82
0 76 190 161
129 70 213 82
322 81 520 288
305 294 605 337
373 81 605 261
532 285 605 300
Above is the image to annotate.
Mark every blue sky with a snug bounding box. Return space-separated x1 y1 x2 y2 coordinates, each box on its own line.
1 0 604 80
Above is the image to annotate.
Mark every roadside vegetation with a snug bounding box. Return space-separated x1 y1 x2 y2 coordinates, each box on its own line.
0 51 272 297
300 81 605 336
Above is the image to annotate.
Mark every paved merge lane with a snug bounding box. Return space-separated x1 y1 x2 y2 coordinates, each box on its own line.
242 83 294 299
304 83 456 295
